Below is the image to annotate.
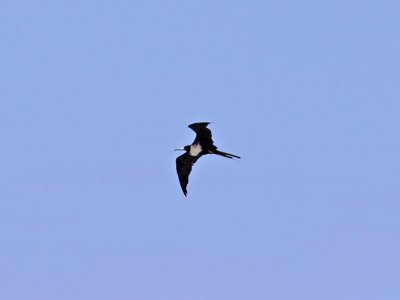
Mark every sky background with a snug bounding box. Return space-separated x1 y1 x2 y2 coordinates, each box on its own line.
1 1 400 299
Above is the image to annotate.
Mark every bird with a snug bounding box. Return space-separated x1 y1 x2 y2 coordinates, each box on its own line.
175 122 240 196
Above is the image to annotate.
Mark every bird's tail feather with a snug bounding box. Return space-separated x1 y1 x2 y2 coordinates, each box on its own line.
213 149 241 159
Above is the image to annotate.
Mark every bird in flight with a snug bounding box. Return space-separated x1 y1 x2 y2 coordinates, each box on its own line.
175 122 240 196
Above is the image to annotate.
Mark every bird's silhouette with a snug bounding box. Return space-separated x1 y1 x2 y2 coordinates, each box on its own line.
175 122 240 196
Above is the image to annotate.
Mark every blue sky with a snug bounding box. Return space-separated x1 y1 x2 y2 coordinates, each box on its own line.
1 1 399 299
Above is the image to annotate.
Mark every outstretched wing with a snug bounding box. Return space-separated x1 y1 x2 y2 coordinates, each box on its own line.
188 122 215 150
176 152 199 196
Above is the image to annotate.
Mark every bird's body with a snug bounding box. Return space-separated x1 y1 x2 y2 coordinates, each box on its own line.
175 122 240 196
189 143 203 156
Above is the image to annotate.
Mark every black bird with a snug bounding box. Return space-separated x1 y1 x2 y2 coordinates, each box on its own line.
175 122 240 196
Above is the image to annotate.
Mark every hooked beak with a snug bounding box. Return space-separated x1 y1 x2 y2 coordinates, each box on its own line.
174 147 185 151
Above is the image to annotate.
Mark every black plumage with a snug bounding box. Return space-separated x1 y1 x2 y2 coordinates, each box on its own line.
175 122 240 196
176 152 199 196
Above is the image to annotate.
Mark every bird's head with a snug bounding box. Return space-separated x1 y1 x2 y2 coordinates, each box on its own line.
174 145 191 152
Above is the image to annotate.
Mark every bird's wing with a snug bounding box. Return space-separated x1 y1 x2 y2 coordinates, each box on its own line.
188 122 214 149
176 152 199 196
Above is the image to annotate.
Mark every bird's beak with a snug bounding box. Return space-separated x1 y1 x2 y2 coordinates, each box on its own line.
175 147 185 151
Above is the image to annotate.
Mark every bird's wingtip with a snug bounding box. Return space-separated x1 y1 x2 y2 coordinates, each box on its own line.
188 122 212 128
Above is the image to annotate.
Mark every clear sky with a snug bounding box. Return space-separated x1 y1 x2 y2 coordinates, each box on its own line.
1 1 399 299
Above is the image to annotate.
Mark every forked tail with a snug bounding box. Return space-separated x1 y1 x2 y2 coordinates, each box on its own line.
212 149 241 159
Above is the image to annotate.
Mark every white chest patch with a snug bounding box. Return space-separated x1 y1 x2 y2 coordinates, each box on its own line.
190 143 203 156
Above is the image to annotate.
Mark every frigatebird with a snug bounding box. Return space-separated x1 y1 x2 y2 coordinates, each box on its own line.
175 122 240 196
